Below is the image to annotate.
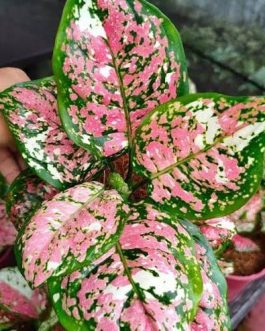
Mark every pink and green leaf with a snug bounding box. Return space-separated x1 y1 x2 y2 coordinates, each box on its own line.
6 169 58 231
53 0 189 159
48 203 203 331
0 267 47 327
181 221 231 331
230 190 264 233
200 217 236 252
0 77 103 190
134 93 265 220
232 234 260 253
0 200 17 253
16 182 129 288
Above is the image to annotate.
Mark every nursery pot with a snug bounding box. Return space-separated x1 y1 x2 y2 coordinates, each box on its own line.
226 267 265 302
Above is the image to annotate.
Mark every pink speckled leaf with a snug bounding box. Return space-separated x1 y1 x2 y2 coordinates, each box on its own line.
181 221 231 331
0 267 47 328
16 182 129 288
134 93 265 220
0 77 103 190
53 0 188 158
6 169 58 231
0 200 17 253
200 217 236 254
48 203 203 331
230 190 264 233
232 234 260 253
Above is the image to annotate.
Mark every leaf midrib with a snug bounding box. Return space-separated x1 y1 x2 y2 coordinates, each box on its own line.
115 242 157 324
27 186 105 283
105 40 134 177
149 123 263 180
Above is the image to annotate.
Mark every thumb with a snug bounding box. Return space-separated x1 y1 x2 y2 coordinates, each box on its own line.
0 67 30 148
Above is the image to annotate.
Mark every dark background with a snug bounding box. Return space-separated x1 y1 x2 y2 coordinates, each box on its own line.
0 0 265 94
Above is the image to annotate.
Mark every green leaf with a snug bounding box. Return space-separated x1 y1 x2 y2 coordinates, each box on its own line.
181 220 231 330
48 203 202 331
53 0 188 159
133 93 265 220
16 182 129 288
0 173 8 200
0 77 103 190
6 169 58 231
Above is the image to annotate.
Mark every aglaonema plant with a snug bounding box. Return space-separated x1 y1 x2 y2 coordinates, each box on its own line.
0 0 264 330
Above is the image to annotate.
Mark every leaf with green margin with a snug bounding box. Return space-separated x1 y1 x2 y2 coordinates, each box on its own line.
6 169 59 231
0 267 47 328
16 181 129 288
0 77 103 190
181 220 231 331
48 202 202 331
133 93 265 220
53 0 188 159
0 173 8 200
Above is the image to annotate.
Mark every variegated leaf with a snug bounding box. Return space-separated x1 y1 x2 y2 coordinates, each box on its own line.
16 182 129 288
0 267 47 328
48 203 203 331
181 221 231 331
0 77 103 190
200 217 236 252
230 190 264 233
232 234 260 253
53 0 188 158
134 94 265 220
0 200 17 253
0 173 8 200
6 169 58 231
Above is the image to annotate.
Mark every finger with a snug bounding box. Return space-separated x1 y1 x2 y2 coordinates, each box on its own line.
0 147 20 183
16 153 26 171
0 67 30 92
0 113 15 148
0 68 30 148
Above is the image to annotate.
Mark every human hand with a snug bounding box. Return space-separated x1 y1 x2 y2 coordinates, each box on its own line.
0 67 30 183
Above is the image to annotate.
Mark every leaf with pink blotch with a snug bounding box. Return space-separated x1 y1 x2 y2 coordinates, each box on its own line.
0 267 47 329
230 190 264 233
0 199 17 253
6 169 59 231
200 217 236 254
16 182 129 288
53 0 188 159
0 77 103 190
232 234 260 253
181 221 231 331
48 203 203 331
134 93 265 220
